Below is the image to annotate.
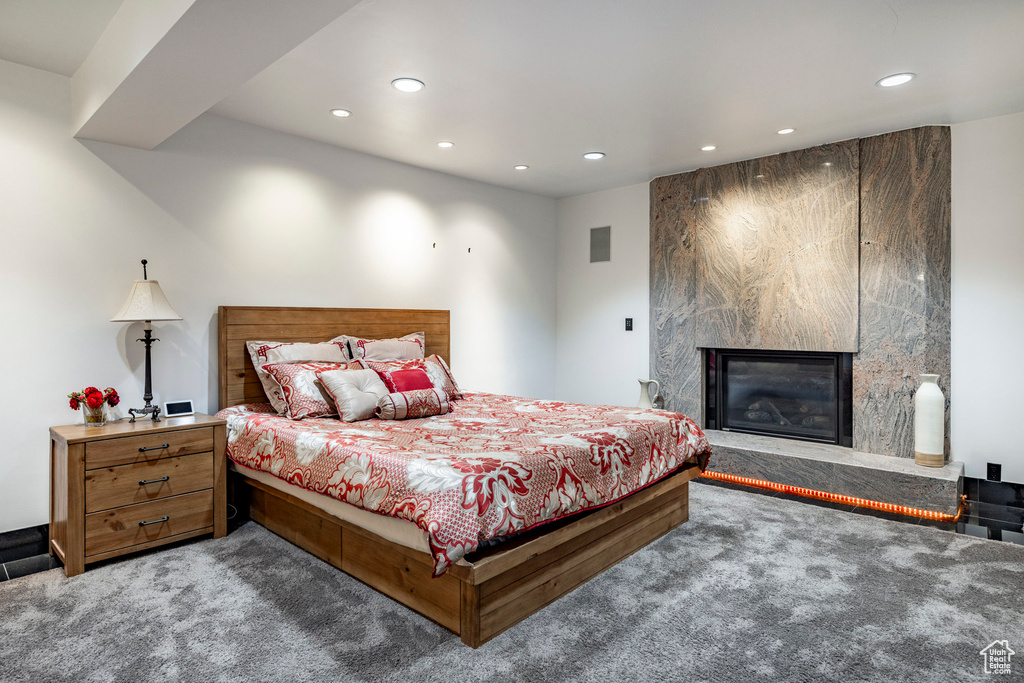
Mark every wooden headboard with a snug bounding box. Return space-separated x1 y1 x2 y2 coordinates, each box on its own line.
218 306 450 409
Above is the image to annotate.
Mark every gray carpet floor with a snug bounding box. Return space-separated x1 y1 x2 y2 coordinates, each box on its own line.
2 483 1022 682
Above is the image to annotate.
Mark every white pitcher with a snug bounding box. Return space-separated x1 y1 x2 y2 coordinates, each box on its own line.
638 379 663 409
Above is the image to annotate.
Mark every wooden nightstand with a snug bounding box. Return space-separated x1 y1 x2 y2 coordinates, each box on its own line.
49 413 227 577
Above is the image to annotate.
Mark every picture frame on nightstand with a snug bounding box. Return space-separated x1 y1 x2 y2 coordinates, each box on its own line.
163 399 195 418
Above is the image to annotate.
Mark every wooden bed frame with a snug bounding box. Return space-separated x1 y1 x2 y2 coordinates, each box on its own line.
219 305 700 647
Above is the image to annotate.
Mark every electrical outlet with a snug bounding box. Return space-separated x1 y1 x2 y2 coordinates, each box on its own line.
625 318 633 331
987 463 1002 482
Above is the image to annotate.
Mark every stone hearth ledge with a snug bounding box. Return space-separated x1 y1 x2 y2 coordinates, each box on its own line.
704 430 963 516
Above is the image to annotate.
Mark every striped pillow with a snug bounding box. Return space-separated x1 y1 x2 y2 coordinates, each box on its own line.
375 388 450 420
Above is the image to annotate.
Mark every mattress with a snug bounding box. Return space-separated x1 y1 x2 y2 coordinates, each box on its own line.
218 393 711 575
230 462 432 554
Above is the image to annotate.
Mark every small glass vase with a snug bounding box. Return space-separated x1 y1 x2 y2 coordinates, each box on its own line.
82 404 106 427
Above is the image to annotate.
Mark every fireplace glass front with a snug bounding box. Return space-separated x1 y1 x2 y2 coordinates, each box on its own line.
705 349 852 446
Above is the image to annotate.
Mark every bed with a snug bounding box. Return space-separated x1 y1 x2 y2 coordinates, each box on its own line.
218 306 710 647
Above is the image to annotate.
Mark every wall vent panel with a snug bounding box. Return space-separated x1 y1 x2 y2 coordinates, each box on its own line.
590 226 611 262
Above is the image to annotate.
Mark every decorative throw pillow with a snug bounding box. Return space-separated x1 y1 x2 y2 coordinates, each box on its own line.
423 354 464 401
375 388 450 420
247 340 350 414
262 362 348 419
332 332 425 361
376 367 434 393
359 354 464 402
317 369 389 422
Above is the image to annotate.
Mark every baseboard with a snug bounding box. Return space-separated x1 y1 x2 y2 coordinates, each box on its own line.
0 524 49 564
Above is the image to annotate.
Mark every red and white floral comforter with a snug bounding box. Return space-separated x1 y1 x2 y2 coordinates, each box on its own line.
217 394 711 576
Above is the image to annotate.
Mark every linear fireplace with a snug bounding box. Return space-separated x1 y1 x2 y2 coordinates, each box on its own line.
705 349 853 447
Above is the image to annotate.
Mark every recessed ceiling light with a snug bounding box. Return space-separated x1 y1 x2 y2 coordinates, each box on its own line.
514 165 529 170
330 109 351 118
582 152 605 160
876 73 915 88
777 128 795 135
701 145 716 152
392 77 425 93
437 141 454 148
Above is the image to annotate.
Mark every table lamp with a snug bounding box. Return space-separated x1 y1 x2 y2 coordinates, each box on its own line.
110 259 182 422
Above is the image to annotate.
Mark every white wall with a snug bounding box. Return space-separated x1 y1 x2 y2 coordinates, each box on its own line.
951 111 1024 483
555 183 650 406
0 59 557 533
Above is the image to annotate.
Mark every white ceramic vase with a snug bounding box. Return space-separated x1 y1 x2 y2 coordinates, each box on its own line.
637 379 663 410
914 374 945 467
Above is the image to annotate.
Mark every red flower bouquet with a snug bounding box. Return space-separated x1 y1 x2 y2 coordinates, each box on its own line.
68 387 119 410
68 387 119 426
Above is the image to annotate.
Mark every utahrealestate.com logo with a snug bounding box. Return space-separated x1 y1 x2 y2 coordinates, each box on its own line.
980 641 1015 675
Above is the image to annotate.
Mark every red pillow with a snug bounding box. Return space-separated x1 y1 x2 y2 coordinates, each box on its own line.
378 367 433 393
360 355 464 401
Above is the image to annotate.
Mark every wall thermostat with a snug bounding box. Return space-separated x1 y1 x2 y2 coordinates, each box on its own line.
163 400 195 418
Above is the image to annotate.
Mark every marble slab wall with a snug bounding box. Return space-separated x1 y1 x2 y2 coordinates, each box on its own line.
854 127 951 458
651 126 951 461
650 175 703 420
694 140 860 352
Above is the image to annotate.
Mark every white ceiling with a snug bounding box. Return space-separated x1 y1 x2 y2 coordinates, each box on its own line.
3 0 1024 198
0 0 122 77
210 0 1024 197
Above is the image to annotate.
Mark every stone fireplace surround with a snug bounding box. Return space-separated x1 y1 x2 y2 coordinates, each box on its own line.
650 126 962 515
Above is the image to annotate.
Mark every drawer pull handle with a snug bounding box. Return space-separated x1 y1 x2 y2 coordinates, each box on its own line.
138 443 170 453
139 476 170 486
139 516 169 527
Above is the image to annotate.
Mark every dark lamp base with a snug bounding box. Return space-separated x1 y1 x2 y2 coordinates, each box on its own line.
132 325 162 423
128 405 161 423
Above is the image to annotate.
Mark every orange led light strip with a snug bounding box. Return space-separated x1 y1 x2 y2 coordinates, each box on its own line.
700 470 964 523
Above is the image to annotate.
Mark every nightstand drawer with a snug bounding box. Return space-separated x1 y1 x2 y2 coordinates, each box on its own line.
84 490 214 557
84 452 214 513
85 427 214 469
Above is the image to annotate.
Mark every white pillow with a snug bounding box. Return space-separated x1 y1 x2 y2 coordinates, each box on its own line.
246 340 349 413
318 369 389 422
332 332 425 361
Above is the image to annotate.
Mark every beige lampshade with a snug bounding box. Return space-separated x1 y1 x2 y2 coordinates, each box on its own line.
110 280 182 322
